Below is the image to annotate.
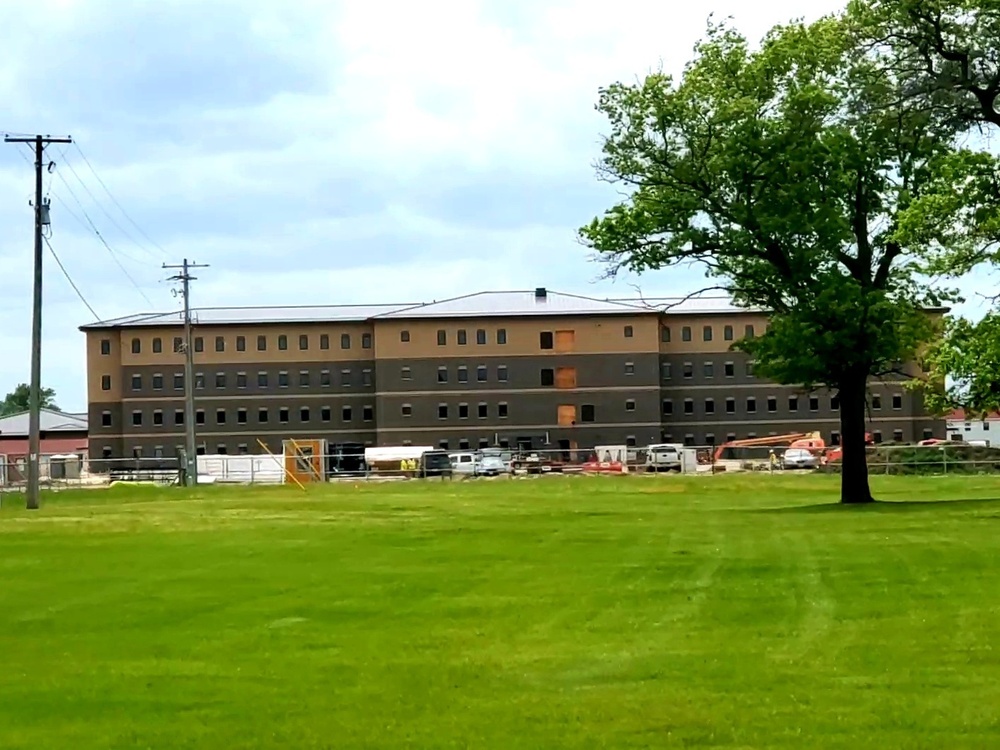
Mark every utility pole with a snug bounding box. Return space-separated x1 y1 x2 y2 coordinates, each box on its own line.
164 259 209 486
5 133 72 510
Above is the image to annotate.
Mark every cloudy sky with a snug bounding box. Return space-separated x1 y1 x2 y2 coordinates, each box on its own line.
0 0 993 412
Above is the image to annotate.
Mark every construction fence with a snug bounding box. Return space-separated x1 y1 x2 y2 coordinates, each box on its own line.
3 442 1000 494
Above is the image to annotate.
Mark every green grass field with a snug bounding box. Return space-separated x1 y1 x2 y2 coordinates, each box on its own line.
1 475 999 749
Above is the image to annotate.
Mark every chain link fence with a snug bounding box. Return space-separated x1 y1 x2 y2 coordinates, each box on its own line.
2 443 998 496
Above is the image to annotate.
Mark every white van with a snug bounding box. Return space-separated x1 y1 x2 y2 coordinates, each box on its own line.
644 443 683 472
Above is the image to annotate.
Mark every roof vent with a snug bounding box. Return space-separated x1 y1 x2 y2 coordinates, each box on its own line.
534 287 547 300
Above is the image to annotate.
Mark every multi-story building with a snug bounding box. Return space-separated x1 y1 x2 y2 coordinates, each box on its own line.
81 288 943 461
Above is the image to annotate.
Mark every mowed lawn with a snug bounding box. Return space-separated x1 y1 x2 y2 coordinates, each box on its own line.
1 475 999 749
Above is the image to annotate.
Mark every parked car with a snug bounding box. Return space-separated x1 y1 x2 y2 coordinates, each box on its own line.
449 452 509 477
644 443 683 472
781 448 819 470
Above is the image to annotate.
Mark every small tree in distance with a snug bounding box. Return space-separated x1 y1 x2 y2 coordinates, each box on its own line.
579 13 986 503
1 384 59 417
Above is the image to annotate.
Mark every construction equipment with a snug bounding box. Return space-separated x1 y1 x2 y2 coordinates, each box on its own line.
713 432 823 462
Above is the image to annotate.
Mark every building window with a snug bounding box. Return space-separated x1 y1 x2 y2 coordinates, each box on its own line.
540 331 553 349
872 430 882 443
705 398 715 414
456 439 469 450
336 333 348 350
362 405 374 422
274 407 286 424
662 362 672 380
173 373 183 390
581 404 595 422
458 403 469 419
540 368 555 386
726 398 736 414
257 335 267 351
457 329 467 345
341 369 352 386
194 372 205 389
215 372 226 389
662 399 673 416
152 373 163 390
278 335 287 351
400 330 410 342
746 397 757 414
724 362 735 378
498 402 509 418
131 374 142 391
438 439 449 451
625 399 636 412
682 326 692 342
319 406 331 422
810 396 820 411
437 330 447 346
133 446 143 459
497 365 508 382
278 371 289 388
101 411 112 427
258 408 269 423
625 362 635 375
703 325 713 342
624 325 634 338
704 362 714 378
131 338 141 354
297 370 309 387
217 444 228 455
401 404 412 417
320 334 330 350
236 336 245 352
175 410 184 425
872 394 882 410
237 372 247 389
831 395 840 411
237 444 248 455
476 329 486 345
438 404 449 419
788 395 799 412
682 362 693 379
315 369 328 387
362 369 373 387
922 428 934 440
196 410 205 425
237 408 247 424
478 402 488 418
724 325 734 341
768 397 777 413
497 328 507 345
361 332 372 349
215 336 225 352
477 365 487 382
194 337 204 353
684 399 694 415
894 429 904 442
100 339 111 355
299 334 309 351
746 361 755 377
173 336 184 353
438 367 448 383
257 371 268 388
300 407 310 423
217 409 226 425
892 394 903 410
152 337 162 354
401 367 411 381
745 324 755 339
661 326 671 343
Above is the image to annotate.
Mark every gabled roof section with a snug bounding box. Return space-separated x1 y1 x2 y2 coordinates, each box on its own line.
374 290 655 319
0 408 89 436
607 296 758 315
80 304 416 330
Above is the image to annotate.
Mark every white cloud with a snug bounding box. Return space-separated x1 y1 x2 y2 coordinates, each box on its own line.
0 0 992 413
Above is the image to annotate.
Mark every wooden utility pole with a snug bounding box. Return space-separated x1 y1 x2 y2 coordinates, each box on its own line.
4 133 73 510
164 259 209 485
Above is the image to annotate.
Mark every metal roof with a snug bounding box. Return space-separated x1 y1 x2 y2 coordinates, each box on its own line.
0 408 89 436
79 290 761 330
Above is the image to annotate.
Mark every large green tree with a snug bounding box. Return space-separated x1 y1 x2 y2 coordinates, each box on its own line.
851 0 1000 416
579 15 972 503
1 384 59 416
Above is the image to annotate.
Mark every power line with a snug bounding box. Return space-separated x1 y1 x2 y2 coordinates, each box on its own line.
43 235 100 319
71 142 168 257
58 147 161 260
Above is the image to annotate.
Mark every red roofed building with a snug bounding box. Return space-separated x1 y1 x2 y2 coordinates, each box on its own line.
945 409 1000 445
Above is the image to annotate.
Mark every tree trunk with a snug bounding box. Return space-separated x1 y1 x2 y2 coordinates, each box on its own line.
837 373 875 504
